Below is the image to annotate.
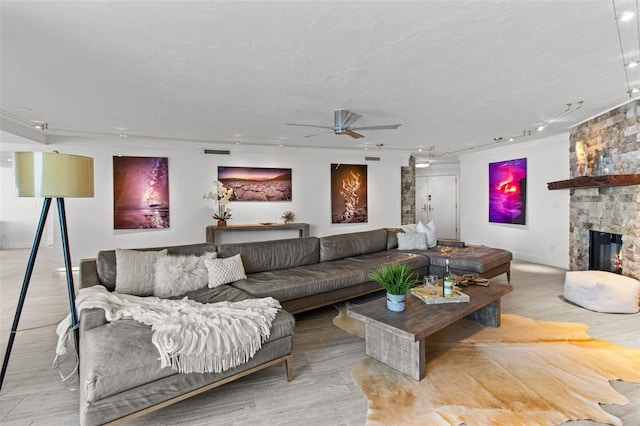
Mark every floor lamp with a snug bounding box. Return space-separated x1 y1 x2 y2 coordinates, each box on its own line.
0 151 94 391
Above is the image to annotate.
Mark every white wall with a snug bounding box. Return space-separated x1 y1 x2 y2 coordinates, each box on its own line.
459 134 570 269
0 132 407 269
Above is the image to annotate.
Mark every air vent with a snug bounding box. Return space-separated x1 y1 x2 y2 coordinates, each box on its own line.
203 149 230 155
365 156 380 161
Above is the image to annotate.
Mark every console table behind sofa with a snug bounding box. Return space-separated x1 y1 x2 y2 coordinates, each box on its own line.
206 223 310 243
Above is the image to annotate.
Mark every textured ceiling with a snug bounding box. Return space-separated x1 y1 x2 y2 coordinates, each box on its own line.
0 1 635 163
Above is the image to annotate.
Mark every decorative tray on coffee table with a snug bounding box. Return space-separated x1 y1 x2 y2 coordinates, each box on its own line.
411 287 470 305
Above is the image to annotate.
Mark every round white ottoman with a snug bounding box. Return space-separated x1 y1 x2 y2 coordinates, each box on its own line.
564 271 640 314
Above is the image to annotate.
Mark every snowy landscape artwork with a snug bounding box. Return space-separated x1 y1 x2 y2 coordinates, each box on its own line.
218 166 292 201
113 156 170 229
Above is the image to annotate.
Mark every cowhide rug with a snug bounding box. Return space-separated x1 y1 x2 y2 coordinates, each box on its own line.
333 309 640 426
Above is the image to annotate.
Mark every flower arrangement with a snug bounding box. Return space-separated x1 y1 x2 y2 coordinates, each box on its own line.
281 210 296 224
203 181 233 221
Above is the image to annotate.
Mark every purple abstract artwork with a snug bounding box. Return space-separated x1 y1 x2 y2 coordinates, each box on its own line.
489 158 526 225
113 156 169 229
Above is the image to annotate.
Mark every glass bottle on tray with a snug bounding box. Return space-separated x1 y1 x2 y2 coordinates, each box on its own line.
443 259 454 297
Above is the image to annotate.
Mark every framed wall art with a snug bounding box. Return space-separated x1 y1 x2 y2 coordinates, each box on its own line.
218 166 292 201
331 163 367 224
488 157 526 225
113 156 170 229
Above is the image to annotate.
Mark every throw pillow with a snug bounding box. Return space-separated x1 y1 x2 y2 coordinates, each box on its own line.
401 223 417 233
205 254 247 288
397 232 427 250
115 249 168 296
417 220 437 248
153 252 218 297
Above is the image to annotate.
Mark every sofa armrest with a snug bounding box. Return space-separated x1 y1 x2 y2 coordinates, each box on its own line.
79 307 107 332
79 258 100 288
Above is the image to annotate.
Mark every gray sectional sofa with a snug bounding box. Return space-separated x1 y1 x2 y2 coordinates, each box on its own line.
77 228 511 425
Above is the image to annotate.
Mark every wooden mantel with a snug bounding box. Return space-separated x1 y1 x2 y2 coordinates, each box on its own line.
547 174 640 190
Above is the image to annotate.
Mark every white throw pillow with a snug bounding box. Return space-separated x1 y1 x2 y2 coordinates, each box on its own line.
397 232 427 250
205 254 247 288
417 220 437 248
400 223 417 233
115 249 168 296
153 252 218 297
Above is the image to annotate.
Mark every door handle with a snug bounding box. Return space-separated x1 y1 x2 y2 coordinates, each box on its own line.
421 204 427 212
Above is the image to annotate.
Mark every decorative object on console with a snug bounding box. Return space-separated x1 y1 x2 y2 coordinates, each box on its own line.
218 166 292 201
1 151 94 391
331 163 368 223
370 263 421 312
281 210 296 224
488 157 527 225
203 180 233 224
113 156 169 229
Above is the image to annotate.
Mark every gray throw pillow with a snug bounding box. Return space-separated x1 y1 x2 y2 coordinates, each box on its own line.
115 248 168 296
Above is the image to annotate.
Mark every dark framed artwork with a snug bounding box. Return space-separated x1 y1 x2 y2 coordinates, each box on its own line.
113 156 169 229
218 166 292 201
488 157 526 225
331 163 367 223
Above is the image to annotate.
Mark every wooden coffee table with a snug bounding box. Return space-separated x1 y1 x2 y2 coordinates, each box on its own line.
347 283 513 380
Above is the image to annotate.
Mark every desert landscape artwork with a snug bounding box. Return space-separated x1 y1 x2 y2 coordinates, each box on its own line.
331 164 367 224
218 166 292 201
113 156 170 229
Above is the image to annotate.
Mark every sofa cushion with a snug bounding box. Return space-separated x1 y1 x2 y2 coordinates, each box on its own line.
216 237 320 274
97 243 218 291
232 250 429 301
80 284 294 403
319 229 388 262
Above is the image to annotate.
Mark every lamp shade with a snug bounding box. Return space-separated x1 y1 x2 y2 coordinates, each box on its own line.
13 151 94 198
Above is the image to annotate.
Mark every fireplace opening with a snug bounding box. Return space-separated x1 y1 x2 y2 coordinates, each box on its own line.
589 231 622 274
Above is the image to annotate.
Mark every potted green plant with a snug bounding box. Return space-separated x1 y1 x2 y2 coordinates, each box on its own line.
370 263 421 312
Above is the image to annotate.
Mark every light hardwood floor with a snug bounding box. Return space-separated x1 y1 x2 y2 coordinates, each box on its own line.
1 247 638 425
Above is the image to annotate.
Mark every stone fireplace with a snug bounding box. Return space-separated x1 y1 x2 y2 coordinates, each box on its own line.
568 100 640 280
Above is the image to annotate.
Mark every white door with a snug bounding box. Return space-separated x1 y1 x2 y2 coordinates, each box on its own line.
415 175 458 239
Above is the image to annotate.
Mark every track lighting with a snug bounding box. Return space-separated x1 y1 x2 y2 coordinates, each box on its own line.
613 1 640 97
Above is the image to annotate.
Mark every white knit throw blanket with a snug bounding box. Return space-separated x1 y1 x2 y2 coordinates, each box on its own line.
56 286 281 374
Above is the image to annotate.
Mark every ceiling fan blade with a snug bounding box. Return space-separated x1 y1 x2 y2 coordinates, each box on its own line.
304 129 335 138
285 123 335 130
342 112 362 129
334 109 361 129
350 124 402 131
345 129 365 139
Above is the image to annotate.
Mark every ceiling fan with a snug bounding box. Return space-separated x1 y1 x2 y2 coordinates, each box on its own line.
286 109 401 139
